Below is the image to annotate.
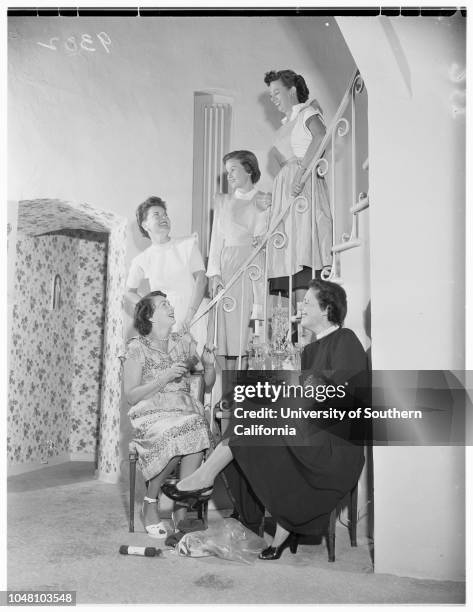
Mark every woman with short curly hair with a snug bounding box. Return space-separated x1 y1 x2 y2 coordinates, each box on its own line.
123 290 215 539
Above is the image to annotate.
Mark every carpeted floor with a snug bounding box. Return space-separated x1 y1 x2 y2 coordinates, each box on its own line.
7 462 465 605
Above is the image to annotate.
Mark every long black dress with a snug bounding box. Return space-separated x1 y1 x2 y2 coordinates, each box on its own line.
230 327 368 535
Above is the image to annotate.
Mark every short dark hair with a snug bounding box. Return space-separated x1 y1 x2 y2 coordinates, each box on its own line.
136 197 167 239
223 150 261 184
308 279 347 326
134 290 167 335
264 69 310 104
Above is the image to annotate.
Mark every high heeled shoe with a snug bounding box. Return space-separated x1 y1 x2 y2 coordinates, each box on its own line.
258 533 298 560
161 482 213 509
140 496 169 539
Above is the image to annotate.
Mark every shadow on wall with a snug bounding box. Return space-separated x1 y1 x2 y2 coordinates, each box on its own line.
280 16 357 106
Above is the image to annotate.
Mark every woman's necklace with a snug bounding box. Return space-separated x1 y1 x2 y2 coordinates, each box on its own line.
148 334 170 351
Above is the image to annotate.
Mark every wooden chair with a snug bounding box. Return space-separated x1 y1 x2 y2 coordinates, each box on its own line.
213 400 359 561
128 371 208 533
326 484 358 562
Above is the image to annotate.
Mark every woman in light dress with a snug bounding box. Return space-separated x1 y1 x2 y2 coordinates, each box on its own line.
207 150 270 370
264 69 333 308
123 291 215 538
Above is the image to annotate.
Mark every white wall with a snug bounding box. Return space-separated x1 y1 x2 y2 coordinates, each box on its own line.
8 16 356 267
337 15 465 581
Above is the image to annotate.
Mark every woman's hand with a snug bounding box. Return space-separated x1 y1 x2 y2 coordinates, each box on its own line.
252 235 264 248
166 361 189 382
291 168 306 197
255 192 272 211
210 275 224 299
177 319 191 335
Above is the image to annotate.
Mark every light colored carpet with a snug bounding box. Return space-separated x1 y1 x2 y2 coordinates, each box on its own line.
7 462 465 605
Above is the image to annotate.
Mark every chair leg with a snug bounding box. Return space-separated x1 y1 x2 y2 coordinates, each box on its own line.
349 483 358 547
198 499 209 528
129 455 137 533
327 508 337 562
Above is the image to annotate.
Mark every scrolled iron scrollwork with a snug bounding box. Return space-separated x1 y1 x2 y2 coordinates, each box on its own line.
247 263 263 282
269 230 287 249
315 157 329 177
294 195 309 214
353 73 364 95
336 117 350 137
222 295 236 313
320 265 334 281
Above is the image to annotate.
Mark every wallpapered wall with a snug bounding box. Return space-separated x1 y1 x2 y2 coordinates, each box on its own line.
8 230 107 466
70 231 108 456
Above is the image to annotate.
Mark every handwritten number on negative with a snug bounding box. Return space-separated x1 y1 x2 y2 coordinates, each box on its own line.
37 32 111 53
37 37 59 51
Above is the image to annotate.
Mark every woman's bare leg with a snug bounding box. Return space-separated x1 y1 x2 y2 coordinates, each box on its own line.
271 523 290 548
177 440 233 491
143 455 181 527
173 451 204 525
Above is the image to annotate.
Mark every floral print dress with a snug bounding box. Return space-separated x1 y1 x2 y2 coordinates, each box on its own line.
125 333 211 481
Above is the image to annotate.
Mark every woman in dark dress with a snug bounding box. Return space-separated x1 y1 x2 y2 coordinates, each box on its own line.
163 279 368 559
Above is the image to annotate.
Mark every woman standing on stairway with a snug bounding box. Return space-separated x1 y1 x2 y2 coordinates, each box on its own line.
264 69 333 307
206 150 270 370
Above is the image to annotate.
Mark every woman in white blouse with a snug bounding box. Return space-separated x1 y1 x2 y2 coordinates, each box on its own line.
125 196 208 353
207 150 270 370
264 69 333 308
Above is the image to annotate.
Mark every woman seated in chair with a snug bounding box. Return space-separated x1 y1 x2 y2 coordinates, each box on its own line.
123 290 215 538
163 279 368 559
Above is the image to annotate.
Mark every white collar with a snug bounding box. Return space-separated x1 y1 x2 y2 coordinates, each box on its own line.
234 187 257 200
316 325 340 341
150 237 173 247
281 103 305 125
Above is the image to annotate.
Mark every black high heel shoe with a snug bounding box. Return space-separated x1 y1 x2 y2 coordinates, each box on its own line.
258 533 298 561
161 482 213 509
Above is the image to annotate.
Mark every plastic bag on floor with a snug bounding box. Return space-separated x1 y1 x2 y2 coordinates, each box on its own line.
177 518 266 564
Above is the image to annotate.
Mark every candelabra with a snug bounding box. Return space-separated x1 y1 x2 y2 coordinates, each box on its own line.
248 293 300 370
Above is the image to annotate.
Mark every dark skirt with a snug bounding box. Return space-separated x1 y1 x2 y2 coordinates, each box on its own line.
229 430 364 535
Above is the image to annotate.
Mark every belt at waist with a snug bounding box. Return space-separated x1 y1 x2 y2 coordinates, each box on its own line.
281 156 303 167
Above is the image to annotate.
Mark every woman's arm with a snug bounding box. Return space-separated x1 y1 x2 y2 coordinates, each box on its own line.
291 113 326 196
186 270 206 318
124 260 145 310
201 346 216 391
182 238 208 326
270 145 287 171
124 358 188 405
206 197 225 299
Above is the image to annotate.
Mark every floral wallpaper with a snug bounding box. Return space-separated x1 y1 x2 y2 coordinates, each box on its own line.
17 199 115 234
8 234 79 465
69 232 108 457
9 199 127 481
97 219 127 480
